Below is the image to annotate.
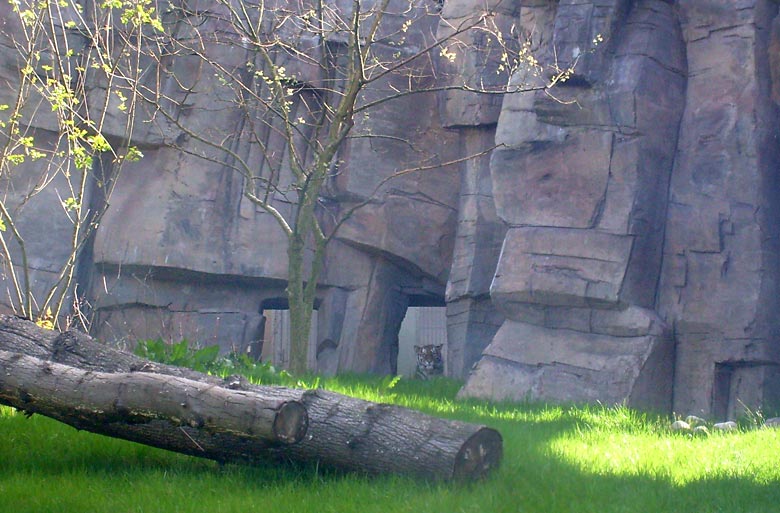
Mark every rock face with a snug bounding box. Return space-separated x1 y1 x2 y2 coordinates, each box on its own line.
655 0 780 419
459 0 687 412
458 0 780 417
2 0 780 417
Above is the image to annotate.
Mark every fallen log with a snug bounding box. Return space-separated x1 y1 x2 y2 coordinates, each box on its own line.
282 387 502 481
0 314 502 481
0 350 307 447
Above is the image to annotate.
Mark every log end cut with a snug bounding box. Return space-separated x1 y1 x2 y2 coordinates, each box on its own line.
452 427 503 481
274 401 309 444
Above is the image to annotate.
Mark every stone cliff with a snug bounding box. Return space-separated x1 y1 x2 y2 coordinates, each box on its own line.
2 0 780 418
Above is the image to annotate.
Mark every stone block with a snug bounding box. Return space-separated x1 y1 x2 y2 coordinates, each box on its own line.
335 194 457 283
542 306 591 333
92 303 263 354
459 319 673 409
590 306 662 338
550 0 630 85
771 15 780 105
491 131 613 228
436 7 520 127
93 146 293 281
491 227 632 314
446 128 506 301
335 258 410 375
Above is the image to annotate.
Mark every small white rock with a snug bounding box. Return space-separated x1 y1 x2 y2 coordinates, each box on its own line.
713 421 738 431
671 420 691 431
685 415 706 427
693 425 710 435
764 417 780 428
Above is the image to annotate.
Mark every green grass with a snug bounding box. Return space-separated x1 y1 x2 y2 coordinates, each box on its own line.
2 375 779 513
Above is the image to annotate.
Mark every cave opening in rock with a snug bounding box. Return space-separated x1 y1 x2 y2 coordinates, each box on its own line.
712 363 734 421
397 295 447 378
711 362 780 421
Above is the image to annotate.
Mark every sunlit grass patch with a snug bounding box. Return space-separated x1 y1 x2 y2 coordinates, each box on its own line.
552 422 780 484
2 373 779 513
541 401 780 504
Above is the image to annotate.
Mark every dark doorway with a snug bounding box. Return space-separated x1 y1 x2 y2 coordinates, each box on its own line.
397 295 447 377
712 363 734 421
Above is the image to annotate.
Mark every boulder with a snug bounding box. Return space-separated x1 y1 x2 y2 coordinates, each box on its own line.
458 316 674 412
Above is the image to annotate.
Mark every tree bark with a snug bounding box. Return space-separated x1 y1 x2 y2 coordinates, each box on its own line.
286 233 315 375
0 350 308 445
0 314 502 481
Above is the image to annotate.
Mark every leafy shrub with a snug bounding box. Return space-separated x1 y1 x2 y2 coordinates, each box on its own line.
133 338 296 386
133 339 220 373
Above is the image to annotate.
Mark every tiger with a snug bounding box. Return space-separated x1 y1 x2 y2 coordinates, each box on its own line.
414 344 444 380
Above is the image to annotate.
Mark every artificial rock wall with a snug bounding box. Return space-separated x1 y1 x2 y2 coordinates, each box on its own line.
455 0 780 418
2 0 780 417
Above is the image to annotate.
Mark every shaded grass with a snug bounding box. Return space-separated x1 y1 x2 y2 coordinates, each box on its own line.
1 376 779 513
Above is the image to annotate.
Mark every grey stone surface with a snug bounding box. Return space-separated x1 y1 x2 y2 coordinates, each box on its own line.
436 0 517 127
764 418 780 429
685 416 706 427
458 319 673 411
491 227 634 311
445 128 506 302
0 126 91 314
2 0 780 416
444 127 506 378
462 0 691 410
657 0 780 417
445 297 504 380
491 133 613 229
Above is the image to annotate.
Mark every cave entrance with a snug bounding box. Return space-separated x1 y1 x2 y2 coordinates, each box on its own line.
258 297 319 370
712 362 780 420
397 297 447 377
712 363 734 421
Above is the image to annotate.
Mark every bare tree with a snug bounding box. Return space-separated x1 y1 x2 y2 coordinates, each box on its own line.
0 0 153 326
119 0 580 374
0 0 583 481
0 0 582 369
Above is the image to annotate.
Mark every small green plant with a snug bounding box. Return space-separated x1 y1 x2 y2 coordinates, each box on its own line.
133 338 295 385
133 339 220 374
736 400 767 430
375 374 402 400
217 352 295 386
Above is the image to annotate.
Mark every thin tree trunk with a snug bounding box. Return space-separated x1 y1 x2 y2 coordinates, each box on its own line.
0 315 502 481
287 234 311 375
